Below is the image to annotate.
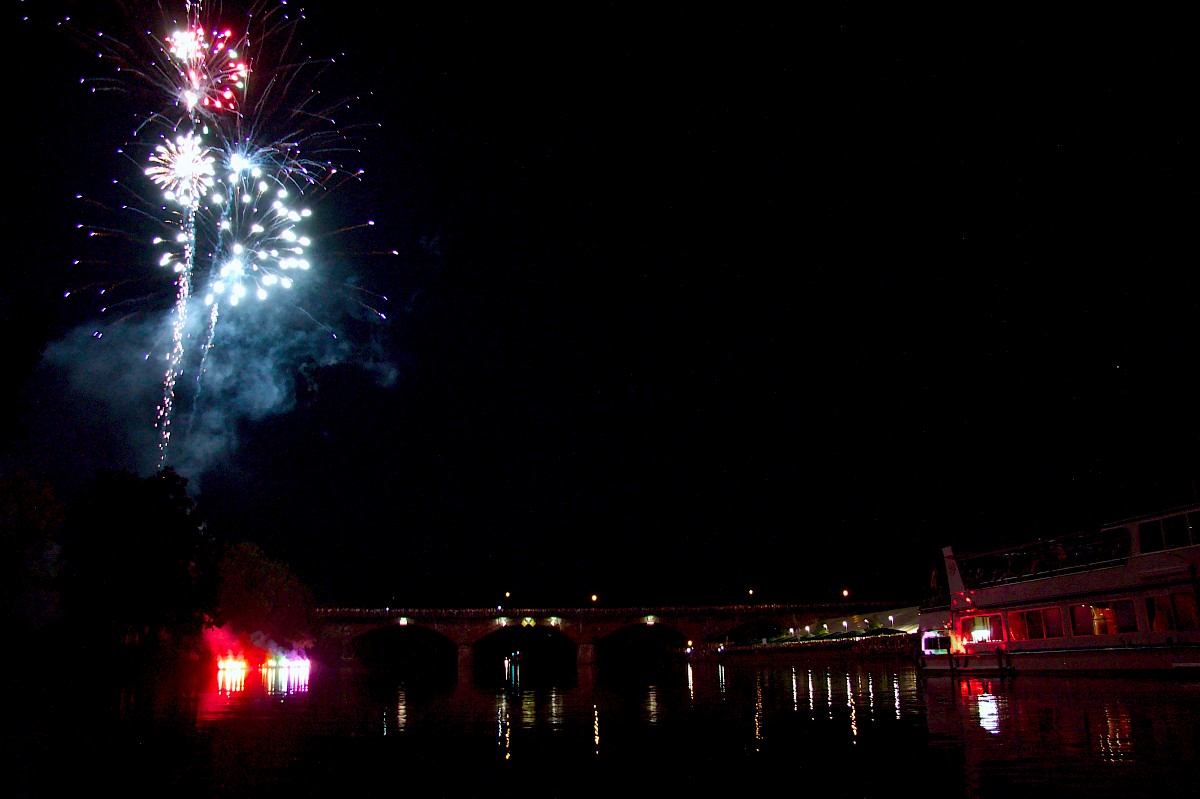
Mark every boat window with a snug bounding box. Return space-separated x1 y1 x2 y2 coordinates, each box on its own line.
960 614 1003 643
922 633 951 655
1162 514 1191 549
1176 592 1200 631
1069 527 1131 563
1148 596 1174 631
1007 607 1064 640
1139 520 1165 553
1026 610 1045 639
1070 600 1138 635
1008 610 1029 640
1148 592 1200 632
1138 512 1197 553
1044 607 1065 637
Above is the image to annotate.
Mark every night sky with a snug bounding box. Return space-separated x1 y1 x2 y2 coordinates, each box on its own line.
5 2 1197 608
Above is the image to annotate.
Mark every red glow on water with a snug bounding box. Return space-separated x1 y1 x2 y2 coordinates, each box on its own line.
203 626 311 695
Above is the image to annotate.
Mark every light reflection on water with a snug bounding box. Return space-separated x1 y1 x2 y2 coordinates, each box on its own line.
392 686 406 734
15 657 1200 798
1099 702 1134 763
262 661 310 696
216 663 245 695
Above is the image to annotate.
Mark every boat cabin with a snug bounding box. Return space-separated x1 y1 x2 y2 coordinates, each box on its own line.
928 504 1200 670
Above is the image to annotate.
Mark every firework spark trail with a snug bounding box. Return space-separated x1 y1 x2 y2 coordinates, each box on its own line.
145 130 217 463
185 300 222 441
155 202 195 461
151 22 224 465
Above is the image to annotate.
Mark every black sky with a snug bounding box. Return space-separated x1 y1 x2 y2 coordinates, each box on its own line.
5 3 1197 608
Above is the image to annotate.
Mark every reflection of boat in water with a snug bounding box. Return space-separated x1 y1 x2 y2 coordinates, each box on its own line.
918 503 1200 676
919 672 1200 795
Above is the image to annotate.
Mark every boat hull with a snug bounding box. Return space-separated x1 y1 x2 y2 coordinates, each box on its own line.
919 644 1200 676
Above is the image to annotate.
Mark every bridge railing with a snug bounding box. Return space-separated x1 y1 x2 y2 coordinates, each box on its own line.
317 601 910 620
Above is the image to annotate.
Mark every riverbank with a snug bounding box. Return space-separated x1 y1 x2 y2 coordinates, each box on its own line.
703 631 919 661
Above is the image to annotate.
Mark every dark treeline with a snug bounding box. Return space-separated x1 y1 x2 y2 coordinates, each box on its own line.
1 466 319 672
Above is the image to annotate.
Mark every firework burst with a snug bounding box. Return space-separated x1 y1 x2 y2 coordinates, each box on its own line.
55 0 388 471
202 148 313 309
166 23 249 115
145 132 217 205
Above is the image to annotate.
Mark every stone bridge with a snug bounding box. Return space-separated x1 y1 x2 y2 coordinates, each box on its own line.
317 601 918 678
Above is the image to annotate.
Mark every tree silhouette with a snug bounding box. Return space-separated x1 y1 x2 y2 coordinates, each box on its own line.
1 470 65 634
214 541 320 659
59 468 218 659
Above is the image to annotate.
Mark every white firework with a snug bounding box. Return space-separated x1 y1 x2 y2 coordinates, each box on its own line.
202 149 313 308
145 132 217 207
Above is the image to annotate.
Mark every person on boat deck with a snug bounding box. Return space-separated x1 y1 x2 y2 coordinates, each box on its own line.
1051 542 1068 565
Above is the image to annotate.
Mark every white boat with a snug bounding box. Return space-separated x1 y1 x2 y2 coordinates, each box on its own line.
918 503 1200 676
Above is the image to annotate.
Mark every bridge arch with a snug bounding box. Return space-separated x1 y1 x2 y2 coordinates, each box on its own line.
348 622 458 678
594 621 690 675
472 624 580 684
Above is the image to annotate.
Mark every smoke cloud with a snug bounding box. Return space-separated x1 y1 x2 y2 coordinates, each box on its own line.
6 275 395 499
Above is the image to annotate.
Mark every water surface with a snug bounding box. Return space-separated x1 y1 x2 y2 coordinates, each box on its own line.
12 654 1200 798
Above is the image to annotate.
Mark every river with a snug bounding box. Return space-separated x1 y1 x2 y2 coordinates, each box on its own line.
11 652 1200 798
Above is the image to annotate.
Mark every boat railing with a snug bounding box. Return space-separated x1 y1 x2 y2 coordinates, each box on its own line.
950 505 1198 591
967 555 1129 589
958 528 1131 590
